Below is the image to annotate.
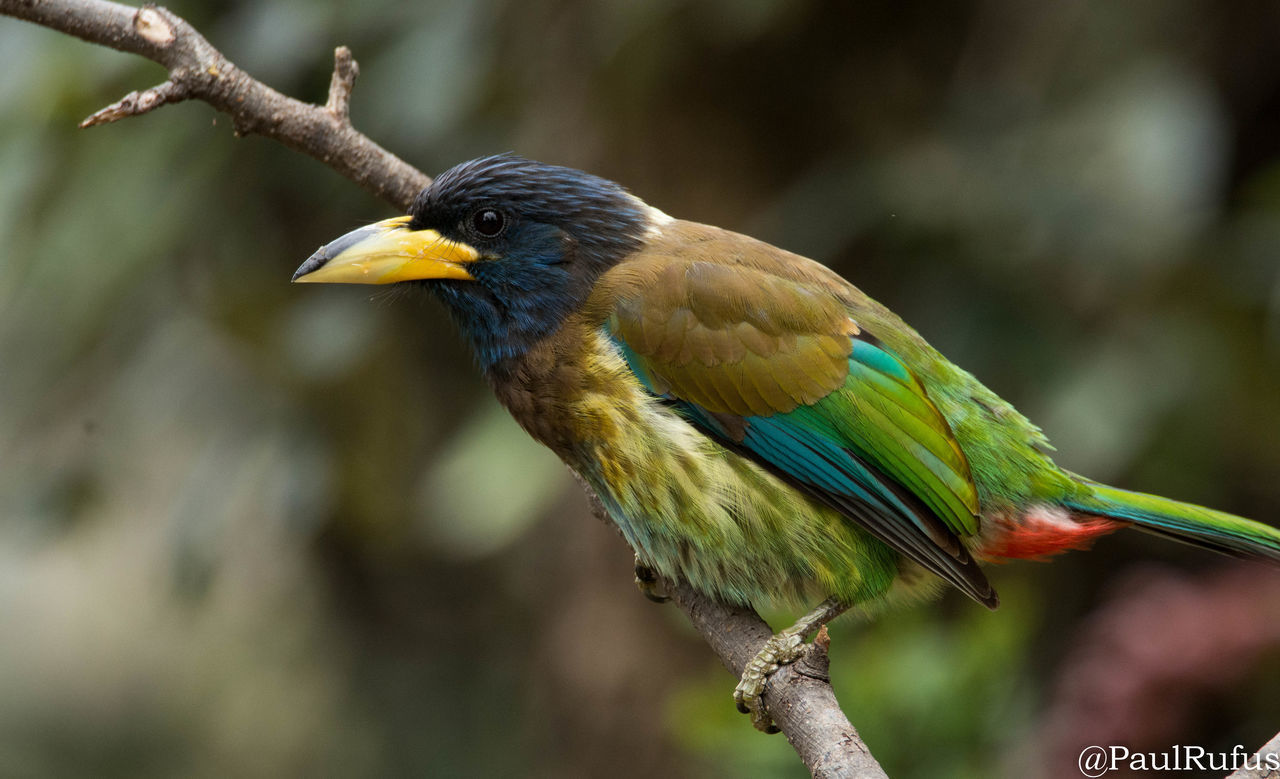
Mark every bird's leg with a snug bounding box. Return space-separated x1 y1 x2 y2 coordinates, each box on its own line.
633 555 670 604
733 596 849 733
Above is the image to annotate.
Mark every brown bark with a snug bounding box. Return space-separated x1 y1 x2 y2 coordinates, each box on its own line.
3 0 427 210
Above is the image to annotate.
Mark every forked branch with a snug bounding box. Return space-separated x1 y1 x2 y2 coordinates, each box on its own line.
0 1 885 775
3 0 426 209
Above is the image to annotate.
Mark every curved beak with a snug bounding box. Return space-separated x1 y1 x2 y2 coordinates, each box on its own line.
292 216 479 284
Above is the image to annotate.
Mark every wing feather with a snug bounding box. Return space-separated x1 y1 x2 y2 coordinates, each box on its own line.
595 229 994 607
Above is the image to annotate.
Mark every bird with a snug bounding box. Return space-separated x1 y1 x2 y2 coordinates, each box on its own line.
293 154 1280 731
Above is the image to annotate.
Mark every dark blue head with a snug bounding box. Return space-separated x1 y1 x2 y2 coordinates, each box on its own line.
294 155 653 371
410 156 652 367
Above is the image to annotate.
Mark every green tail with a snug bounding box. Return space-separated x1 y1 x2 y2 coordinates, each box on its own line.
1066 482 1280 563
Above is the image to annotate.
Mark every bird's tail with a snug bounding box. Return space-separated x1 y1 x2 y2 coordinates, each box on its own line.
1064 481 1280 563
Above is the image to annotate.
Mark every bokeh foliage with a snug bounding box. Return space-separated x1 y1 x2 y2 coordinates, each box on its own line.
2 1 1279 777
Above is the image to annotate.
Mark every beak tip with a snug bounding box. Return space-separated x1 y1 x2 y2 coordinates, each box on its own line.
291 250 330 283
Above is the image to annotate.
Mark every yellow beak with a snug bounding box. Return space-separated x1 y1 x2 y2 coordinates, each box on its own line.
292 215 479 284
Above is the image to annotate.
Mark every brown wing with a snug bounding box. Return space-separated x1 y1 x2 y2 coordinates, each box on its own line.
587 220 995 607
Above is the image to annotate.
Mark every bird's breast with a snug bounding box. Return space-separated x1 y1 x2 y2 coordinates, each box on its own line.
489 320 707 478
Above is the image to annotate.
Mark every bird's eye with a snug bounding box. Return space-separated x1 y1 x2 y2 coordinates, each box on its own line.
471 208 506 238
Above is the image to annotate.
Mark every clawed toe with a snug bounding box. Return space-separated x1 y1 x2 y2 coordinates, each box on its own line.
730 597 849 733
733 633 805 732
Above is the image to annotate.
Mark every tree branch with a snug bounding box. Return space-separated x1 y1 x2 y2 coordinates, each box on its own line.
2 0 427 210
323 45 358 121
1 1 885 775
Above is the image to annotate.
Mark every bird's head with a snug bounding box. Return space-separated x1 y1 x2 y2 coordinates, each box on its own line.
293 155 656 369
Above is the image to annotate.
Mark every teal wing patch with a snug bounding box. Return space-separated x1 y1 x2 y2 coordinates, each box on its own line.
603 261 993 607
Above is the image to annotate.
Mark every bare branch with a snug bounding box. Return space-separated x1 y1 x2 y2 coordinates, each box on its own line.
325 45 358 121
80 77 185 127
2 1 887 774
1 0 427 211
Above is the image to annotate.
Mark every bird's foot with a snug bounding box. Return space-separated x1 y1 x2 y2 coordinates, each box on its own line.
732 597 849 733
733 632 806 733
633 556 670 604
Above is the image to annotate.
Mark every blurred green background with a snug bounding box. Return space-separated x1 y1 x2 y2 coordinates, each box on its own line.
3 1 1280 777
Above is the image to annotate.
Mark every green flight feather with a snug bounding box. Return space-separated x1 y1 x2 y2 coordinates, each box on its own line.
1067 481 1280 562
